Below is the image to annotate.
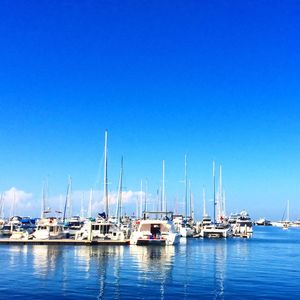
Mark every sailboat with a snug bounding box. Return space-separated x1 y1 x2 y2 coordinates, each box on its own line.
75 130 127 241
201 161 232 238
179 155 194 237
282 200 290 230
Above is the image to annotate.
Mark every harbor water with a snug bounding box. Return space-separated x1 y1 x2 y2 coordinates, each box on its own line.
0 226 299 299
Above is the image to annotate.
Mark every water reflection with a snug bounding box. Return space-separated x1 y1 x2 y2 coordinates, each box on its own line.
130 246 175 300
5 240 254 299
213 242 227 300
32 245 64 278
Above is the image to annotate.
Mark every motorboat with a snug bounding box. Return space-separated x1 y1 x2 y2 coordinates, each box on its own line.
65 216 84 236
232 210 253 236
75 218 126 241
32 217 68 240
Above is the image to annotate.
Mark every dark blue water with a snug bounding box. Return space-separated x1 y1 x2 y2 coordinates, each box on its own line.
0 226 299 299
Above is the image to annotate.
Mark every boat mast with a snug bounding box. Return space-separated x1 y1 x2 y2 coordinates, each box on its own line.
213 160 216 224
116 156 123 226
184 155 188 222
103 130 109 220
144 179 148 212
63 176 72 222
189 180 192 219
88 188 93 218
203 186 206 216
287 200 290 222
67 175 72 218
140 180 143 218
219 164 223 222
223 190 226 218
162 160 165 212
10 189 16 217
41 180 46 219
80 192 84 218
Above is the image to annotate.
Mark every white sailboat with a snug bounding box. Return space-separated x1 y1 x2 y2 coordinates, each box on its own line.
201 161 232 238
180 155 193 237
76 131 126 241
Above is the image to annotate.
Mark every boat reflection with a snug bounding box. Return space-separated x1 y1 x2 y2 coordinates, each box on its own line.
130 245 175 299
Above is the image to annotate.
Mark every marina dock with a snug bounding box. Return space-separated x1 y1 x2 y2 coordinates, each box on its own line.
0 239 130 246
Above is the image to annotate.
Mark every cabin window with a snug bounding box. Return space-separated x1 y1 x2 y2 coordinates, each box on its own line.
100 225 110 234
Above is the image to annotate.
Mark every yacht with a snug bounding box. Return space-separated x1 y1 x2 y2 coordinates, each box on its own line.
32 217 68 240
232 210 253 236
201 222 233 238
65 216 84 236
75 215 126 241
130 212 180 245
255 218 271 226
75 220 126 241
0 216 22 236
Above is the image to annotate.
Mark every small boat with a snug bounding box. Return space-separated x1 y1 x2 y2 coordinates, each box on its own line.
130 211 180 246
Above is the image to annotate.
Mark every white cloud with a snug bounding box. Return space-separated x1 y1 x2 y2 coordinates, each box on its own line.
44 189 153 218
1 187 33 216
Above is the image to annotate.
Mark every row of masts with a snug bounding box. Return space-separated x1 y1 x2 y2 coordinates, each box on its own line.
2 130 226 222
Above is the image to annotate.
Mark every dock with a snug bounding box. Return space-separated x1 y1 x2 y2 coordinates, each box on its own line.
0 239 130 246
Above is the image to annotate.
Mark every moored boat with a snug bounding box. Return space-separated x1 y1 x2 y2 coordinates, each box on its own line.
130 211 180 246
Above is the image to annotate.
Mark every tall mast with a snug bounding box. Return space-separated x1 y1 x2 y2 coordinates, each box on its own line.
213 160 216 224
116 156 123 225
140 180 143 218
184 155 188 221
219 164 223 221
189 180 192 218
287 200 290 222
41 180 46 219
203 186 206 216
88 188 93 218
10 189 16 217
223 190 226 218
63 176 72 222
80 192 84 218
144 179 148 213
162 160 165 212
103 130 109 220
67 175 72 218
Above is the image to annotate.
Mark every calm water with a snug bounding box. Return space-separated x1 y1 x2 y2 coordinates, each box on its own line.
0 226 300 299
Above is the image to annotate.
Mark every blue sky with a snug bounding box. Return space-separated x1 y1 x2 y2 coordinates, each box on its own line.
0 0 300 220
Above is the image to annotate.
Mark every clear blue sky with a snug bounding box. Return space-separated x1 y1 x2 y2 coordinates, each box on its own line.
0 0 300 220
